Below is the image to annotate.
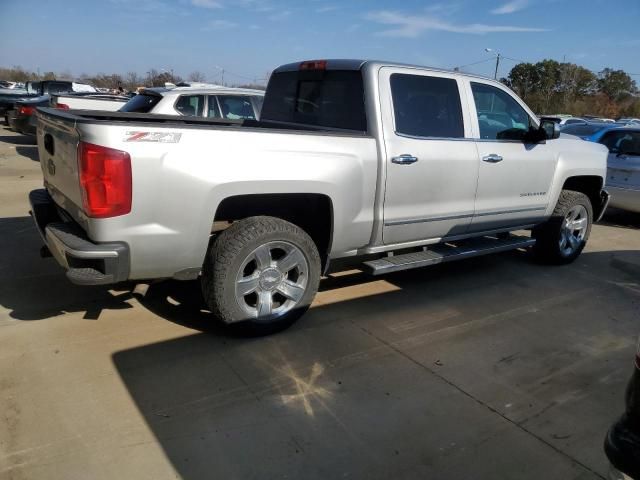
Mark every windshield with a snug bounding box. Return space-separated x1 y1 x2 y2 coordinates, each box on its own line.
561 124 607 136
119 93 162 113
261 69 366 131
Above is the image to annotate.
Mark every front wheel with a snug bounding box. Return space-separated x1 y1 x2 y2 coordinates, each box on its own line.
201 216 321 336
533 190 593 264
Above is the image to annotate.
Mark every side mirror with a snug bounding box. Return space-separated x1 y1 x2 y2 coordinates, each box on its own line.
539 119 560 140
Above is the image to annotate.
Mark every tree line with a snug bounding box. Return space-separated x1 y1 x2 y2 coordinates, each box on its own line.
0 66 265 91
2 61 638 117
502 59 639 118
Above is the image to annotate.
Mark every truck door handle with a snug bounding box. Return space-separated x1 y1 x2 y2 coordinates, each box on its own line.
482 154 503 163
392 154 419 165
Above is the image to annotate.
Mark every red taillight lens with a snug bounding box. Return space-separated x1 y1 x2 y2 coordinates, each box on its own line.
55 103 69 110
300 60 327 71
18 106 35 116
77 142 132 218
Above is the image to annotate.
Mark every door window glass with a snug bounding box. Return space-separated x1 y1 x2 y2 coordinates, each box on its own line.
174 95 204 116
471 82 532 141
601 131 640 155
390 73 464 138
217 95 256 120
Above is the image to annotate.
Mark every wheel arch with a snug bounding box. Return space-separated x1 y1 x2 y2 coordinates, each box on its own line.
212 193 334 271
561 175 605 219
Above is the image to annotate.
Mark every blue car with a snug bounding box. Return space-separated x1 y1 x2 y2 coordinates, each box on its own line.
559 122 617 141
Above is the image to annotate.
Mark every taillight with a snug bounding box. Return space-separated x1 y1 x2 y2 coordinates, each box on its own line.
18 106 35 116
55 103 70 110
77 142 132 218
300 60 327 71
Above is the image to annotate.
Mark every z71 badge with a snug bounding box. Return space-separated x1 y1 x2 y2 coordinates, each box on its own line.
125 131 182 143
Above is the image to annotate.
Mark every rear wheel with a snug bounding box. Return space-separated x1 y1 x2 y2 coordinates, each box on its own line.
533 190 592 264
201 216 321 336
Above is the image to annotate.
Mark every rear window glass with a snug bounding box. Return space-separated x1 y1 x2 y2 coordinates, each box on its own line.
391 74 464 138
44 82 72 95
119 93 162 113
261 70 366 131
26 82 40 95
561 124 606 136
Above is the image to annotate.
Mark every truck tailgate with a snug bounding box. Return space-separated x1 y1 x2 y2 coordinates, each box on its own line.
36 108 84 215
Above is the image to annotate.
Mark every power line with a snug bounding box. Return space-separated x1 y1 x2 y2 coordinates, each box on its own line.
452 57 495 71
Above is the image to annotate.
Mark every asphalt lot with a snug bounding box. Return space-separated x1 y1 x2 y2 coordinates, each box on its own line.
0 127 639 480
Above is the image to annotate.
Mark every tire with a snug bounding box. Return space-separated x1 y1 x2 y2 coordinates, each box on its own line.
533 190 593 264
201 216 321 336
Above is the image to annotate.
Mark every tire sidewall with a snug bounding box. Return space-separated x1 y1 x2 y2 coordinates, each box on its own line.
536 191 593 263
204 217 321 333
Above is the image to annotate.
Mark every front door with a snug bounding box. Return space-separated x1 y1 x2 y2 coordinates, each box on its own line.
380 67 479 245
601 129 640 188
465 80 557 232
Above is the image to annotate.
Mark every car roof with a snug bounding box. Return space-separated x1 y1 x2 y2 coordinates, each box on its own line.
145 87 265 97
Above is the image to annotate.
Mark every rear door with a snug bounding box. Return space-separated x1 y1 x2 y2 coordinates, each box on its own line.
380 67 479 244
602 130 640 190
465 80 557 231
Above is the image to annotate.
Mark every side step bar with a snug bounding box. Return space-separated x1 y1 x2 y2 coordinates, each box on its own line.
362 235 536 276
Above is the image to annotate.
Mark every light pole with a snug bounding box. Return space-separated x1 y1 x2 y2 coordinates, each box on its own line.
213 65 225 85
485 48 501 80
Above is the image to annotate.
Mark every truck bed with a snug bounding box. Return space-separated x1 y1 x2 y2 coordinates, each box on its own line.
36 108 370 136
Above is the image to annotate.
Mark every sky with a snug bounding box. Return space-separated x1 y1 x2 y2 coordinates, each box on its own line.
0 0 639 85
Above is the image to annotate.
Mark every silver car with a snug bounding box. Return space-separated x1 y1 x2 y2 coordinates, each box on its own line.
119 86 265 120
599 128 640 213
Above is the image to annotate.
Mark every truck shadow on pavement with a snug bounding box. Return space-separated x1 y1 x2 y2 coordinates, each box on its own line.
0 216 136 323
111 247 640 480
0 134 37 145
600 208 640 230
14 146 40 162
2 215 640 477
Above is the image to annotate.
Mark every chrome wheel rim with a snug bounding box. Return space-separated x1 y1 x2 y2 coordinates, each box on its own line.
235 241 309 322
559 205 588 256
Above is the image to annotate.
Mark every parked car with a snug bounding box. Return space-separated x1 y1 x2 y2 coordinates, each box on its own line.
541 115 587 126
618 118 640 126
9 95 51 135
1 80 95 125
593 126 640 214
50 92 131 111
30 58 609 335
560 122 613 140
605 336 640 480
119 86 264 120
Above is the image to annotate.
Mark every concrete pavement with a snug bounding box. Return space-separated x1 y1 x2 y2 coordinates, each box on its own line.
0 127 639 479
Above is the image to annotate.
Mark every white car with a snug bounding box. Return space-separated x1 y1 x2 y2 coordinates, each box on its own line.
119 86 265 120
51 92 130 111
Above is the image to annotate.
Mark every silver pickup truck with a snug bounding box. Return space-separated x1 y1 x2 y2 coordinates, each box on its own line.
30 59 610 335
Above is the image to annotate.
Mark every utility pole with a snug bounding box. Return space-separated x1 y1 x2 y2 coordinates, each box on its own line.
485 48 500 79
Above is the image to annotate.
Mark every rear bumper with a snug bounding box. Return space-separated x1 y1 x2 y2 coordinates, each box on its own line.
29 189 130 285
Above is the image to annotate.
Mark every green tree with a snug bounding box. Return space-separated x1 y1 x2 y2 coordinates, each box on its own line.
507 62 541 101
598 68 637 100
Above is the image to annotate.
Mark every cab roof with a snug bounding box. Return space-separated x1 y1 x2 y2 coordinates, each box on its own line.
273 59 497 82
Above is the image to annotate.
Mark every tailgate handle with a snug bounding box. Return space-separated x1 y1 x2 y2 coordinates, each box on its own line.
44 134 54 156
